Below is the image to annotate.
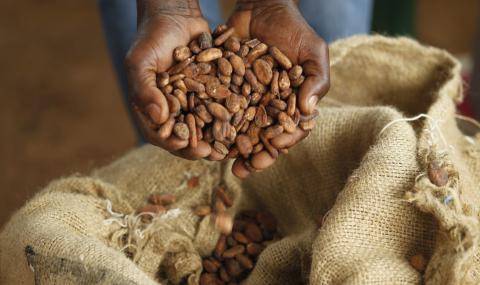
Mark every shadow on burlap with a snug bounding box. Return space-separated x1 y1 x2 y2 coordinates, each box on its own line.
2 35 480 285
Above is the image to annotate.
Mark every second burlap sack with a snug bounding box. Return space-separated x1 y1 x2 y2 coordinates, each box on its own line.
2 35 480 285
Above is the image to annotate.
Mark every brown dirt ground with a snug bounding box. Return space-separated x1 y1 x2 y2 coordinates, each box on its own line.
0 1 136 226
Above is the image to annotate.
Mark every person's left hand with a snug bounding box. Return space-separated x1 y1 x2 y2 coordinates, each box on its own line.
227 0 330 178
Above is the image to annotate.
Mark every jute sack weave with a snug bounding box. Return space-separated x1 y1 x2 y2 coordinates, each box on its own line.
2 35 480 285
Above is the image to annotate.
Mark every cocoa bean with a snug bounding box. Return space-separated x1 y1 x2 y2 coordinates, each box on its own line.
218 74 231 85
202 259 218 273
169 57 193 74
278 112 296 133
271 70 279 95
280 88 292 99
198 32 213 49
278 70 290 90
244 223 263 242
269 46 292 69
233 232 249 244
149 193 176 205
238 44 249 58
169 73 185 83
229 54 245 76
244 38 261 48
215 235 227 258
288 65 303 80
186 114 197 148
197 62 212 75
184 78 205 93
219 267 230 282
253 59 273 85
231 74 244 86
260 134 279 159
214 141 229 155
207 102 232 121
214 27 235 46
246 43 268 63
291 75 305 87
250 92 262 105
173 46 191 61
252 143 264 154
246 243 264 256
240 120 250 133
263 125 284 139
269 99 287 111
236 254 253 269
137 204 166 215
224 36 240 52
225 94 242 113
194 205 211 216
225 259 243 277
174 79 187 93
247 125 261 145
287 94 296 116
182 63 199 78
173 122 189 140
236 135 253 157
206 80 231 99
223 245 245 258
218 57 233 76
189 39 201 54
254 105 269 127
197 48 223 62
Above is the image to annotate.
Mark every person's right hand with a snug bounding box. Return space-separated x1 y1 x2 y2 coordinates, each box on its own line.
125 0 212 159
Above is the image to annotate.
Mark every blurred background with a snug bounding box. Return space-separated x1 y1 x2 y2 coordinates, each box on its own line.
0 0 478 227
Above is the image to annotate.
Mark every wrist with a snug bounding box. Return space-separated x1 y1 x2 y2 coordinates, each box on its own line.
137 0 202 20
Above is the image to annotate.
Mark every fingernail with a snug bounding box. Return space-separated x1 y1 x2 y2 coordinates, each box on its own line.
308 96 319 109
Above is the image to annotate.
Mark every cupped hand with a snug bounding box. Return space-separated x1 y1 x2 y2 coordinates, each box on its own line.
125 2 212 159
228 0 330 178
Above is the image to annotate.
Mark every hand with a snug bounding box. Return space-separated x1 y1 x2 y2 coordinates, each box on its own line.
125 0 212 159
228 0 330 178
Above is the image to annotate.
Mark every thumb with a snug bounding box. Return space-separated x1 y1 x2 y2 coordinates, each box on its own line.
298 39 330 115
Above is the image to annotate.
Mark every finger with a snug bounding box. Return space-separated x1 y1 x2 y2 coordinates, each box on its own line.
232 158 251 179
163 136 190 151
131 104 159 144
271 128 308 149
298 39 330 115
125 46 170 124
176 140 212 160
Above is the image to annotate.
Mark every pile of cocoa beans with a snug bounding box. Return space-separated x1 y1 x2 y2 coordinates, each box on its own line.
200 210 278 285
154 24 317 168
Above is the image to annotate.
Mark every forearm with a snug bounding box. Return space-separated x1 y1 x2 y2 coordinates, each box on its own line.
137 0 202 19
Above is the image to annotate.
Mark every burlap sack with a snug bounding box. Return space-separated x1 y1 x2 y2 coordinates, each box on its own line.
2 35 480 285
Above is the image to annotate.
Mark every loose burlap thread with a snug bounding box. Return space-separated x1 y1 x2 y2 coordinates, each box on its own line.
2 35 480 284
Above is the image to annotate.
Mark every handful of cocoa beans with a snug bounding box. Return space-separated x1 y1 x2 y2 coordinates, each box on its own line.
154 24 317 171
200 210 278 285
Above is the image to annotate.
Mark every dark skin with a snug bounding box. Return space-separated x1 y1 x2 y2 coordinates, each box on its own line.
126 0 330 177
